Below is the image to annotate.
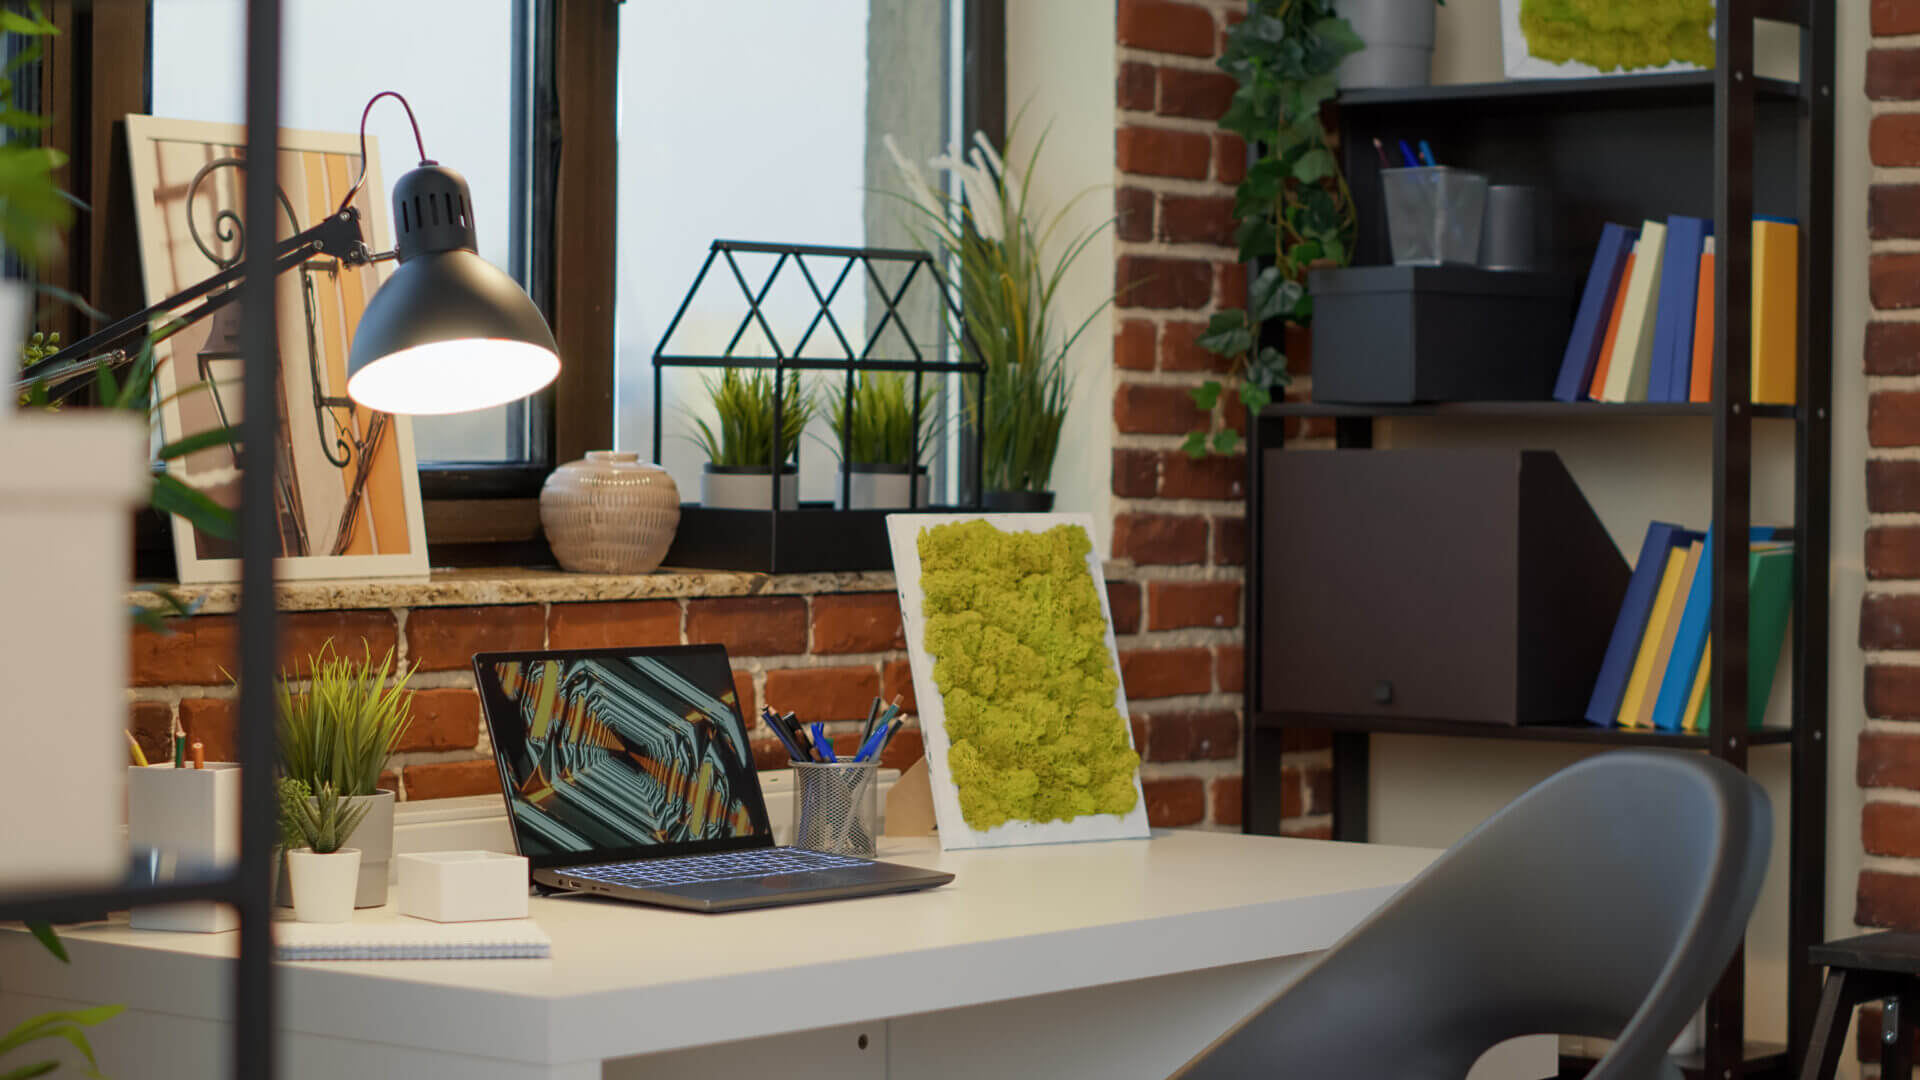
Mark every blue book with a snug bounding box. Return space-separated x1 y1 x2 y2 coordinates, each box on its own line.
1553 223 1636 403
1585 521 1688 726
1649 524 1784 731
1649 215 1709 403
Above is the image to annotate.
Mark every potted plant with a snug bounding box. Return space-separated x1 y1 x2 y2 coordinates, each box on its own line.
689 368 814 510
886 127 1108 511
274 640 414 908
1335 0 1441 89
283 781 370 924
826 372 937 509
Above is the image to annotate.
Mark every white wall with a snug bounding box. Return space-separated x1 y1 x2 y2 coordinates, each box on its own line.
1006 0 1116 550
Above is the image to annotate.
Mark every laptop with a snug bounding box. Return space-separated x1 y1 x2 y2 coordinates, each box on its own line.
472 644 954 913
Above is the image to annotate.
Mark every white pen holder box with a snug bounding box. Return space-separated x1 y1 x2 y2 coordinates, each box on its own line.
395 850 529 922
127 763 240 933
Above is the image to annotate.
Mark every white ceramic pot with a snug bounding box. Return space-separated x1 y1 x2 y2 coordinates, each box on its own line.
1335 0 1436 89
540 450 681 574
701 465 798 510
837 465 930 510
276 789 394 909
287 847 362 924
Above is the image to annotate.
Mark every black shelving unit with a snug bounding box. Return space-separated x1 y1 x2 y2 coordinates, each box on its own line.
1241 4 1834 1079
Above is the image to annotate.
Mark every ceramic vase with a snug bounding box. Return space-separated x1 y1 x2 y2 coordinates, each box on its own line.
701 464 799 510
1334 0 1436 89
837 464 930 510
287 848 361 924
540 450 682 573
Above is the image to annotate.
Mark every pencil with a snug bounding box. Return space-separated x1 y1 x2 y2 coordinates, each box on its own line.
125 730 148 767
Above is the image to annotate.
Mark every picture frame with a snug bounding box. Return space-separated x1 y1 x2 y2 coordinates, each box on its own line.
126 115 429 584
886 512 1151 850
1500 0 1713 81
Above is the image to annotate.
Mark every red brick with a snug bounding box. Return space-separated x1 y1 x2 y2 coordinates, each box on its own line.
1107 580 1143 634
1117 254 1214 309
750 736 789 771
1285 321 1314 377
1159 194 1235 247
880 727 925 771
1869 49 1920 100
1216 645 1245 692
1131 715 1149 753
1115 382 1208 435
1869 460 1920 513
686 596 806 656
548 599 680 650
405 605 543 672
395 688 482 753
1859 869 1920 930
1284 822 1333 839
1876 663 1920 719
1160 452 1245 501
1282 727 1333 752
1116 186 1155 243
131 610 401 687
1162 320 1232 373
734 669 757 718
177 697 236 762
1147 581 1242 631
1873 113 1920 167
1116 317 1156 372
1117 0 1217 58
1865 594 1920 651
1157 67 1236 121
402 760 502 801
1113 448 1158 498
1862 728 1920 784
1217 260 1249 308
1120 646 1214 699
811 593 904 654
1143 708 1238 761
1281 769 1303 818
1213 133 1247 185
1877 0 1920 36
283 613 402 678
1210 775 1243 826
1874 391 1920 447
881 659 918 712
1117 60 1157 111
1869 321 1920 375
1873 185 1920 241
379 769 399 796
130 701 173 766
1212 515 1246 567
1113 512 1209 565
1117 126 1211 180
1869 527 1920 580
1865 801 1920 857
1142 776 1206 826
764 666 881 723
1872 253 1920 310
1302 764 1332 815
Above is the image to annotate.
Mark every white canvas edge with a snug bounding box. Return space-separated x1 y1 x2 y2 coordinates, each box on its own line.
886 512 1151 851
1499 0 1706 81
125 115 430 585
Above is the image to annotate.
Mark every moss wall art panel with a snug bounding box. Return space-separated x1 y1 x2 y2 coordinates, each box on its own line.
1502 0 1714 80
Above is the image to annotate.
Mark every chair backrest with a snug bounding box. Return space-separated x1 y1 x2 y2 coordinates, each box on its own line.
1179 751 1770 1080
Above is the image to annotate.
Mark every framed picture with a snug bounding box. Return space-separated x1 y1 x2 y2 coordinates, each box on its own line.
1501 0 1713 80
887 513 1150 850
126 115 428 584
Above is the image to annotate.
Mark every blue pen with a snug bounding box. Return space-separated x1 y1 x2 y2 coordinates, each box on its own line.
852 723 890 763
1397 139 1418 167
810 722 836 763
1417 139 1437 167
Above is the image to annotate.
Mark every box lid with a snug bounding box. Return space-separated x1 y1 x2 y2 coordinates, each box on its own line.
1308 265 1578 299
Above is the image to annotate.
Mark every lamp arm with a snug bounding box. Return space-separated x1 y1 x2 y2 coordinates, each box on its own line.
13 207 374 398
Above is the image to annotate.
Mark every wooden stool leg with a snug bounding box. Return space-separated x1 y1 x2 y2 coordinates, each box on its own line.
1800 970 1870 1080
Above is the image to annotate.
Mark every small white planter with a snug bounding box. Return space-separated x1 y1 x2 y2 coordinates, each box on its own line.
287 848 362 924
276 789 395 909
837 466 930 510
701 465 798 510
1335 0 1436 89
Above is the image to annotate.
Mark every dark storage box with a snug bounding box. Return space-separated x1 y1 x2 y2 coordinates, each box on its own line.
664 505 898 573
1259 449 1627 726
1307 266 1578 403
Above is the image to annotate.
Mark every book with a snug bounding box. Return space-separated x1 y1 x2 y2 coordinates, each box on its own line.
1602 220 1668 402
1585 521 1687 725
1632 539 1703 729
1651 216 1709 402
1650 526 1786 731
1682 640 1711 733
273 918 552 961
1590 246 1637 400
1692 544 1797 731
1689 236 1716 403
1617 547 1688 727
1554 223 1636 402
1753 217 1799 405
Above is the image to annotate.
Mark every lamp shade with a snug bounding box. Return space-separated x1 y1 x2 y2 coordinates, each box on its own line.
346 163 558 415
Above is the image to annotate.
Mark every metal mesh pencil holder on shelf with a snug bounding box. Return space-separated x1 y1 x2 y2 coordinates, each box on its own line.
791 760 880 858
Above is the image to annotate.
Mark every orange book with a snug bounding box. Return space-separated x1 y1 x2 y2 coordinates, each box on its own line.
1589 248 1637 400
1689 237 1715 403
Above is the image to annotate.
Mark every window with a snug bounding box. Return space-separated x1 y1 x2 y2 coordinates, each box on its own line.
148 0 540 471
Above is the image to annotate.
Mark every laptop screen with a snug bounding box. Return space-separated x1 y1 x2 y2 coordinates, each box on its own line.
472 645 773 866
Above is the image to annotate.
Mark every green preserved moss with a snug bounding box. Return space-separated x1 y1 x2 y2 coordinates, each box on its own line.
917 520 1140 830
1520 0 1714 72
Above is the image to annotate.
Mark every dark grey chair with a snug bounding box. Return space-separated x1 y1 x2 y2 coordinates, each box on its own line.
1178 751 1770 1080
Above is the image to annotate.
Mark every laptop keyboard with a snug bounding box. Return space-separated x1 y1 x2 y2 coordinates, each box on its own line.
565 848 875 890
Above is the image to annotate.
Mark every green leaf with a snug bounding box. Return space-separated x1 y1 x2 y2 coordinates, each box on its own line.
150 473 236 540
0 1060 60 1080
1188 381 1222 411
25 922 64 963
1249 268 1305 324
1212 428 1242 455
1180 430 1210 460
1195 312 1254 358
1250 346 1294 388
1291 148 1335 185
1239 381 1273 411
1310 15 1365 57
157 426 239 461
0 11 56 35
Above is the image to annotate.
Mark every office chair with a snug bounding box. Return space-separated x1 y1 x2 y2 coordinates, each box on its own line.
1177 751 1770 1080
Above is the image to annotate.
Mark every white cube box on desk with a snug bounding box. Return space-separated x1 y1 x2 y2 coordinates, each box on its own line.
127 763 241 933
396 851 529 922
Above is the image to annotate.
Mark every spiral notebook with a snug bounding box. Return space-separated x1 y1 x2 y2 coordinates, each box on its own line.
274 918 550 961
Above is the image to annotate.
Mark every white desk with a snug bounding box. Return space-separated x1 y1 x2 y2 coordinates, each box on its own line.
0 831 1553 1079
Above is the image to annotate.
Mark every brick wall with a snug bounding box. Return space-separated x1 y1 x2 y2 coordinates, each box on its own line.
1113 0 1331 835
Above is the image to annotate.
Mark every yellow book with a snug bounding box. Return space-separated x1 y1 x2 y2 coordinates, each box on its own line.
1682 639 1711 733
1753 218 1799 405
1617 548 1687 727
1633 540 1702 730
1602 219 1667 403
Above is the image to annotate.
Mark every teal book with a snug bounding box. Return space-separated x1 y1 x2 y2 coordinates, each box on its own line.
1692 545 1795 731
1649 525 1783 731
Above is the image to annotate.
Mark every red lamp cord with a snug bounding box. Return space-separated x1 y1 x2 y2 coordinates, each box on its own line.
338 90 429 214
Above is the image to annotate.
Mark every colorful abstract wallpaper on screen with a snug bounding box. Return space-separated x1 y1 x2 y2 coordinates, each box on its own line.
478 654 768 856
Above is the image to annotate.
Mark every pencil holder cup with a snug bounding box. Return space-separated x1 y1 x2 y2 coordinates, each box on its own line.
792 761 880 858
126 763 241 933
1380 166 1488 266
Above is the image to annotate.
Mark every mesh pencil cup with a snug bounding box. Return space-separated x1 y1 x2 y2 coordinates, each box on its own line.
1380 166 1489 266
792 761 880 858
